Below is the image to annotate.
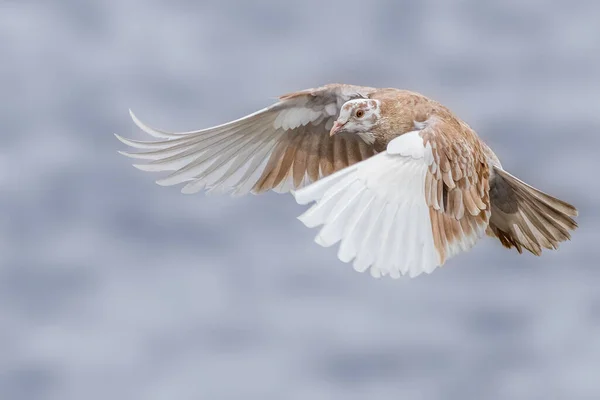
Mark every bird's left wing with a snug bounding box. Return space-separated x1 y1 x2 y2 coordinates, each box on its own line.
115 84 377 196
292 118 491 278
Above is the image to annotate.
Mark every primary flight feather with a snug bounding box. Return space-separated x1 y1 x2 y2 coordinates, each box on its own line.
115 83 578 278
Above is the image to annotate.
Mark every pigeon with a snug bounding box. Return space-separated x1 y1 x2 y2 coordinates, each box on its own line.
115 83 578 278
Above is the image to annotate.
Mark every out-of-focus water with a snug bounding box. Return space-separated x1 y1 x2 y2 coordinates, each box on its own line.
1 1 598 399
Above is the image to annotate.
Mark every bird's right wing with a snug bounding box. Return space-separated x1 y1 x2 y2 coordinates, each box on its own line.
292 118 492 278
115 84 377 196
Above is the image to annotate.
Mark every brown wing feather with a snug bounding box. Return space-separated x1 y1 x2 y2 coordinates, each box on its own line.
252 84 378 193
420 116 491 264
486 166 578 255
253 124 374 193
117 83 378 196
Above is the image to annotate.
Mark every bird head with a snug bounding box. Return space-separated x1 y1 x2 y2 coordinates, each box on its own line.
329 99 381 143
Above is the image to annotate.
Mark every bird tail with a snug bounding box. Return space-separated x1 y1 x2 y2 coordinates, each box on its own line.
487 167 578 255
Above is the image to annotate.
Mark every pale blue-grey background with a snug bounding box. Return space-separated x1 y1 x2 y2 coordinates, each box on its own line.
1 1 599 399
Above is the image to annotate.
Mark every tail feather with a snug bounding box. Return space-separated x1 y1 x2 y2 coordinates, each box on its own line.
487 167 578 256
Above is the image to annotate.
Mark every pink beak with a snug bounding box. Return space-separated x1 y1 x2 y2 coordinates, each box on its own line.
329 121 346 137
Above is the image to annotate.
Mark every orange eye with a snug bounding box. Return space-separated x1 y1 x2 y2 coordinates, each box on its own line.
355 110 365 118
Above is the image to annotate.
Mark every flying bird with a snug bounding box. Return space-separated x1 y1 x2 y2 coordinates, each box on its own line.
115 83 578 278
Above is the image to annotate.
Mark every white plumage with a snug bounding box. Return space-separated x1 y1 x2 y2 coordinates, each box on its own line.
292 132 440 278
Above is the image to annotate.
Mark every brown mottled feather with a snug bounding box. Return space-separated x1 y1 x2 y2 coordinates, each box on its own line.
305 134 322 182
486 166 577 255
358 141 375 160
318 131 335 177
346 139 362 165
273 133 302 188
252 121 375 194
254 141 287 192
292 132 309 187
411 111 491 264
332 136 348 172
430 212 445 262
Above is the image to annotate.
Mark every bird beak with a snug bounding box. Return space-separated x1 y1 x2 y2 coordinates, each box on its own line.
329 121 346 137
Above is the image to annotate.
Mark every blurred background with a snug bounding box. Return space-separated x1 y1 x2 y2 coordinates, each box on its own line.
1 0 599 399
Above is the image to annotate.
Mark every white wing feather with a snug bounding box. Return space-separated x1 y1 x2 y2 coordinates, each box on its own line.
116 107 317 195
292 131 442 278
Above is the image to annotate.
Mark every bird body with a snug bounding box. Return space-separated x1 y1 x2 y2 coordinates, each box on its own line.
116 84 578 278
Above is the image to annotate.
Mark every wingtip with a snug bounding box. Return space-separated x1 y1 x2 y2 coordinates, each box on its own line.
296 213 310 226
131 163 152 172
128 108 144 130
154 178 173 187
114 133 129 145
290 189 305 204
113 133 148 149
128 108 157 134
290 188 314 205
290 189 300 202
114 135 140 157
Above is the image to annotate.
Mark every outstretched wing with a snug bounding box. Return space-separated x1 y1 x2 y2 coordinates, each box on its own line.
292 117 491 278
115 84 377 195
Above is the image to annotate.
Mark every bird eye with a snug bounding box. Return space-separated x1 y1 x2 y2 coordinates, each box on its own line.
355 110 365 118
